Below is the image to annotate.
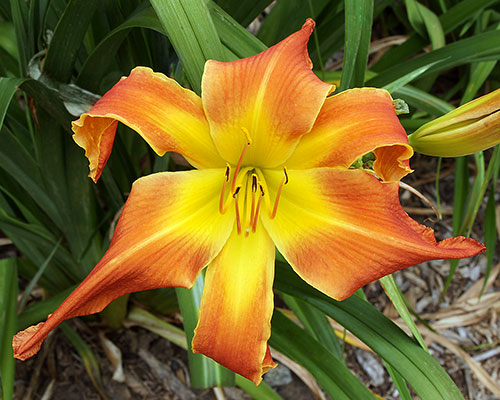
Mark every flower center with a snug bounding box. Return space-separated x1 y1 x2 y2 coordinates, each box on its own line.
218 131 288 236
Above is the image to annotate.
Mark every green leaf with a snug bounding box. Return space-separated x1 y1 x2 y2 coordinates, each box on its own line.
20 79 73 129
281 293 342 359
216 0 273 27
270 310 376 399
18 238 62 311
0 258 17 400
0 77 26 130
0 21 19 61
393 85 454 117
34 109 101 275
43 0 100 83
367 30 500 88
460 152 485 235
275 262 464 400
404 0 445 49
373 0 498 71
379 275 427 350
257 0 329 45
382 60 441 93
9 0 29 74
385 363 413 400
17 286 75 331
76 5 164 92
483 183 497 294
340 0 373 90
208 2 267 58
150 0 226 93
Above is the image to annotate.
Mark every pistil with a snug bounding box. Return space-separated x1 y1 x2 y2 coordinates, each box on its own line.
231 128 252 192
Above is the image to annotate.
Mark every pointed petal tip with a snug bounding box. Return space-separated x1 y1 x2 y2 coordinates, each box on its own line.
202 18 330 167
302 18 315 32
191 226 275 385
437 235 486 257
12 321 45 361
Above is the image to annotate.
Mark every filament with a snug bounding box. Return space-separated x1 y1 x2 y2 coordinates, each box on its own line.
233 186 242 235
252 184 265 232
270 167 288 219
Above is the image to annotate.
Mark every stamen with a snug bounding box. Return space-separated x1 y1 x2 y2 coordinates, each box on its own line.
249 174 258 230
231 128 252 192
252 184 265 232
233 186 242 235
219 164 231 214
270 167 288 219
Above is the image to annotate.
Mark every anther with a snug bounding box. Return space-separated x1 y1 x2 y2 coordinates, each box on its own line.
233 186 241 198
231 128 252 192
270 167 288 219
219 164 231 214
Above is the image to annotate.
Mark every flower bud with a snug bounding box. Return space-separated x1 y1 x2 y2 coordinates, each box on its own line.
408 88 500 157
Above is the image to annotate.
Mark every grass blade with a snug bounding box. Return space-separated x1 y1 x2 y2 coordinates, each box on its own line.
43 0 100 82
368 30 500 88
373 0 497 71
281 293 342 359
151 0 226 93
0 258 17 400
379 275 427 350
18 238 62 311
216 0 273 27
340 0 373 90
482 155 499 294
257 0 329 45
0 77 26 130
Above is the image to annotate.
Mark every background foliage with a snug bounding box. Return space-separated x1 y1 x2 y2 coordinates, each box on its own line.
0 0 499 399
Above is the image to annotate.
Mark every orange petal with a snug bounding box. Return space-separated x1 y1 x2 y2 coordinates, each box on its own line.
285 88 414 182
192 224 277 384
72 67 224 182
201 19 332 168
13 169 234 360
261 168 485 300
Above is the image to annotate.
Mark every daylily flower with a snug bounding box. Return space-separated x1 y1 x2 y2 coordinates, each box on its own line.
13 20 485 384
408 87 500 157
